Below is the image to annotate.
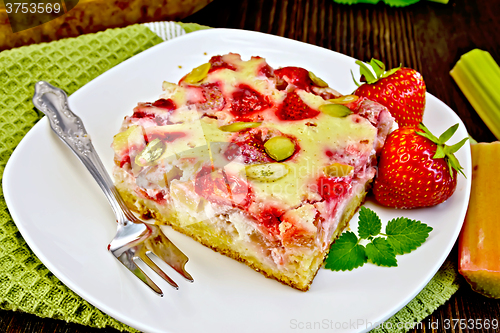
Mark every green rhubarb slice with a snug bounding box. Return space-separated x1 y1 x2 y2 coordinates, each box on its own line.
450 49 500 140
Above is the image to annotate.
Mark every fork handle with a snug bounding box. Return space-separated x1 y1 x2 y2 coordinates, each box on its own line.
32 81 132 223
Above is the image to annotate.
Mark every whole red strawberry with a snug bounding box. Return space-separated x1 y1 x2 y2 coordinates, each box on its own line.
373 123 467 209
353 59 426 127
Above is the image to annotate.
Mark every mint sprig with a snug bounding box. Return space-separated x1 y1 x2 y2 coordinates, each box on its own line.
326 231 367 271
324 207 432 271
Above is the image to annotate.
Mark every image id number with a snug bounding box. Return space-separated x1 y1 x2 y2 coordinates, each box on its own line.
443 318 499 330
5 2 61 14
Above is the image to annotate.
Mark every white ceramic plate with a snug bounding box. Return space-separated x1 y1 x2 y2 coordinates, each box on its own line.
3 29 471 333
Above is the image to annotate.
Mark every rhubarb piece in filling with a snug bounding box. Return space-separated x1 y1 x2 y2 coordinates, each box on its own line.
111 53 394 291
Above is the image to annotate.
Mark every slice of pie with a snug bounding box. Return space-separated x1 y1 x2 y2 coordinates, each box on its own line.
111 53 394 291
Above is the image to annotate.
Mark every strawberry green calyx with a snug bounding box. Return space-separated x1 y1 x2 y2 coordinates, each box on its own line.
416 123 468 178
351 59 401 87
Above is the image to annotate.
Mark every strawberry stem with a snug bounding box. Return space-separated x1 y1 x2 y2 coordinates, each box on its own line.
356 60 377 83
352 58 402 86
415 123 468 179
370 59 385 77
351 69 361 87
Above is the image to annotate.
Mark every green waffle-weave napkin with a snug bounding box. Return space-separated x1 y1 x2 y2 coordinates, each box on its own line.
0 22 460 332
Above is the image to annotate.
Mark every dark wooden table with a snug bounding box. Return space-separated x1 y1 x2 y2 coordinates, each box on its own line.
1 0 499 332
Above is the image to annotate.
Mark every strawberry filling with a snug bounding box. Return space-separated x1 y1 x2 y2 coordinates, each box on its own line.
225 127 300 164
229 84 272 119
276 91 320 121
194 166 253 208
197 82 226 111
274 66 314 91
281 214 318 247
317 176 352 202
252 205 285 239
209 55 237 72
225 173 254 207
254 58 274 78
144 131 186 144
223 142 243 162
131 110 155 119
258 64 274 78
152 98 176 110
135 187 167 204
131 99 176 125
119 155 131 168
225 128 274 164
116 144 146 168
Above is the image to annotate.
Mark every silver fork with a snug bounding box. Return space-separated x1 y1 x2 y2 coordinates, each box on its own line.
32 81 193 296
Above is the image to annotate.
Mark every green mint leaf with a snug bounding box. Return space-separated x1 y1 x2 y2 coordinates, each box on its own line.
365 237 397 267
385 217 433 255
357 206 382 239
324 231 367 271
